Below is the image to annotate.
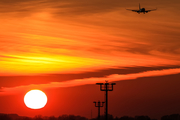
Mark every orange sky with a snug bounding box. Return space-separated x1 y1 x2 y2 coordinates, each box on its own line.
0 0 180 119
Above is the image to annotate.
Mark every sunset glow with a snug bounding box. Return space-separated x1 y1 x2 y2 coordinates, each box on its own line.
0 0 180 119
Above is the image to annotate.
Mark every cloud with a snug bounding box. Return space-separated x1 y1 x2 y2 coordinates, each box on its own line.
0 0 178 16
1 67 180 95
0 65 179 87
0 0 130 15
0 0 180 76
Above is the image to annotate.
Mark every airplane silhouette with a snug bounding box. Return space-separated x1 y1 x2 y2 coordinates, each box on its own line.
126 3 157 14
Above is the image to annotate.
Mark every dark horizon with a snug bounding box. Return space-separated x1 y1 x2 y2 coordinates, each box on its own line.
1 112 180 120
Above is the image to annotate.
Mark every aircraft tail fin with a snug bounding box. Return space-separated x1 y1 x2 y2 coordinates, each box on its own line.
139 3 141 9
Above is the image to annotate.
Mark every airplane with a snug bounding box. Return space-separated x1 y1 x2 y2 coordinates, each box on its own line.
126 3 157 14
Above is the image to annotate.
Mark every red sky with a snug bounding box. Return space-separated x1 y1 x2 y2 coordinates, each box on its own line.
0 0 180 119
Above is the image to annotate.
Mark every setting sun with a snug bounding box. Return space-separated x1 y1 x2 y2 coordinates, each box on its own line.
24 90 47 109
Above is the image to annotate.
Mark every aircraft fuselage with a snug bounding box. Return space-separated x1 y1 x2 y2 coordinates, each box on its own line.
137 8 148 13
126 4 156 14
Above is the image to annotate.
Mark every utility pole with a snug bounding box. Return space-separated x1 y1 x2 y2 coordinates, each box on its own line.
93 101 105 120
96 81 116 120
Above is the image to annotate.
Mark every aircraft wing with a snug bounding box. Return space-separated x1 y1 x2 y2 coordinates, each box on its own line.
126 9 139 12
146 8 157 12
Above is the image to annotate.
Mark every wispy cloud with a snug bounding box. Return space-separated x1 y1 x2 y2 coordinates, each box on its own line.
1 68 180 95
0 0 180 76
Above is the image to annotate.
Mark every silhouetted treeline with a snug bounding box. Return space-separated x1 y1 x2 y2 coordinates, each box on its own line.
91 114 152 120
161 114 180 120
0 114 88 120
1 113 180 120
92 114 180 120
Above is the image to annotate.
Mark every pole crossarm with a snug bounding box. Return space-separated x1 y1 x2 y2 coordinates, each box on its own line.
94 101 105 107
96 83 116 91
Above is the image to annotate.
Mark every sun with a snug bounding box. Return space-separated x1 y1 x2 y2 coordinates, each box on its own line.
24 89 47 109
